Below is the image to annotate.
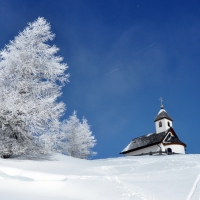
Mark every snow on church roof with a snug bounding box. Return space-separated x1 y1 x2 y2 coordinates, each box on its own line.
120 127 186 154
154 108 173 122
120 130 168 154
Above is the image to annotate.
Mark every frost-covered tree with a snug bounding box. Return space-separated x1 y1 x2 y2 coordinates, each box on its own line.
58 111 96 159
58 111 80 156
78 117 97 159
0 17 69 157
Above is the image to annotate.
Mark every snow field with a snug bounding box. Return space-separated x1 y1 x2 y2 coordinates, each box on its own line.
0 154 200 200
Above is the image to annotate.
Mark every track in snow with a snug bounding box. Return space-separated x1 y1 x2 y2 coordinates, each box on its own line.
187 174 200 200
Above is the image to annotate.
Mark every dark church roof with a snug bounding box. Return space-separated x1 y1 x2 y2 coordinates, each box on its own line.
120 127 186 154
120 130 168 154
154 109 173 122
164 133 184 144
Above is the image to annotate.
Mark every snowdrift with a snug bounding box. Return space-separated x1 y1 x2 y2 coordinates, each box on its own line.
0 154 200 200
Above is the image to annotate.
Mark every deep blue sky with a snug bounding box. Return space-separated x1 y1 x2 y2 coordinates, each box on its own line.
0 0 200 159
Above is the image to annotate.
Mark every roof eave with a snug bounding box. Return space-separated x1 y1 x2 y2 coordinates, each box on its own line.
163 142 187 147
154 117 173 122
120 141 162 154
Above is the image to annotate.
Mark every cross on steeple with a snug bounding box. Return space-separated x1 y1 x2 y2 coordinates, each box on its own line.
159 97 164 108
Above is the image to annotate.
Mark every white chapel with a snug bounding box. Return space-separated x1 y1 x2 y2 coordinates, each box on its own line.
120 99 186 156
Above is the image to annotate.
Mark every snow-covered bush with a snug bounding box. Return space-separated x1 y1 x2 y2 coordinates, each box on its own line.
0 17 69 157
58 111 96 159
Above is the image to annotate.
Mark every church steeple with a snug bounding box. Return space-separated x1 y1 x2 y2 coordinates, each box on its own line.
159 97 164 109
154 98 173 133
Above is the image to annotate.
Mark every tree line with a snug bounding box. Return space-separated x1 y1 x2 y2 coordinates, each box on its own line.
0 17 96 159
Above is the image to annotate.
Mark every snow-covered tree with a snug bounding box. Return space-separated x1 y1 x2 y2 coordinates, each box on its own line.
58 111 80 156
0 17 69 157
78 117 97 159
58 111 96 159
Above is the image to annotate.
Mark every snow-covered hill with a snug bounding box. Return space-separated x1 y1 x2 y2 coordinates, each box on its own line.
0 154 200 200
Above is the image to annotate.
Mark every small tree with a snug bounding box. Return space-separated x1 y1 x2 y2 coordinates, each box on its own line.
58 111 96 159
78 117 97 159
0 17 69 157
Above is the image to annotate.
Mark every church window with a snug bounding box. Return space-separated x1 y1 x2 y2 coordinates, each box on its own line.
167 148 172 155
159 121 162 127
168 122 170 127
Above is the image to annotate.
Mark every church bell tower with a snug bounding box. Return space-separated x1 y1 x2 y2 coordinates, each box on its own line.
154 98 173 134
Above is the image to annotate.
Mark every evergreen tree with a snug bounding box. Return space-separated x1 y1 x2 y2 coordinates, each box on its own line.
0 17 69 157
78 117 97 159
59 111 96 159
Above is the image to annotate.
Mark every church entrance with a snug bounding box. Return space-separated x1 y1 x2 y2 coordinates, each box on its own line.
167 148 172 155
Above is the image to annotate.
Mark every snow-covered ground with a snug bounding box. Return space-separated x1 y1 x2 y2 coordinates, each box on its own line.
0 154 200 200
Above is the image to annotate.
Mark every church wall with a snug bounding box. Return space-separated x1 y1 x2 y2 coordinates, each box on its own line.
164 144 185 154
155 118 172 133
125 144 161 156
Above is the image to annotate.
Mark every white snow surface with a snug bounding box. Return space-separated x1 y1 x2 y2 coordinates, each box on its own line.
157 108 166 115
0 154 200 200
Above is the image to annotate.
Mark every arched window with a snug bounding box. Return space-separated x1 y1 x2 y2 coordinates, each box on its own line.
159 121 162 127
167 148 172 155
168 122 170 127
